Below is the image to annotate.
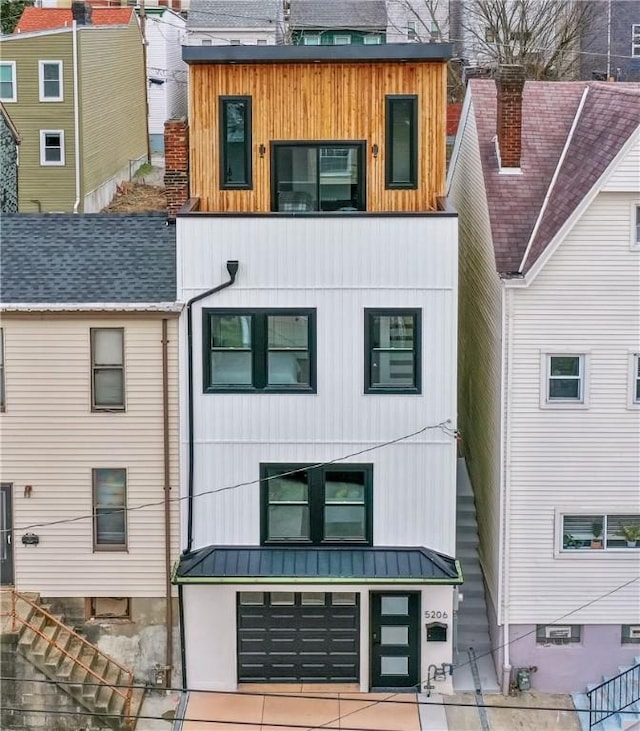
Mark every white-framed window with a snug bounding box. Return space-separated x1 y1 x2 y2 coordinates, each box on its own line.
0 61 16 102
364 35 382 45
333 35 351 45
632 24 640 58
303 35 320 45
544 353 585 403
536 625 581 645
201 38 212 46
39 130 65 166
229 39 241 46
38 60 63 102
256 39 267 45
561 513 640 551
632 203 640 249
407 20 418 40
630 353 640 406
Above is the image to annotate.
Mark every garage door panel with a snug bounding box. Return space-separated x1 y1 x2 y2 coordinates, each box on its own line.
237 592 359 682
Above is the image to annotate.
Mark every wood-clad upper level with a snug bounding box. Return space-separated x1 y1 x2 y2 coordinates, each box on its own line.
184 44 452 212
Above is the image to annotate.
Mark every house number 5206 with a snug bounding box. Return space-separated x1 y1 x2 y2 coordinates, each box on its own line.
425 610 449 619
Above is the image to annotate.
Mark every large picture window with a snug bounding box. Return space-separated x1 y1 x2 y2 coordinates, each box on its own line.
365 309 421 394
385 95 418 189
272 142 365 212
204 309 316 393
562 514 640 551
93 468 127 550
220 96 252 189
261 464 372 545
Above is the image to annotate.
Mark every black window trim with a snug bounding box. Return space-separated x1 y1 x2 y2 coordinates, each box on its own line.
385 94 418 190
364 308 422 394
260 462 373 546
203 308 317 394
219 95 253 190
270 139 367 212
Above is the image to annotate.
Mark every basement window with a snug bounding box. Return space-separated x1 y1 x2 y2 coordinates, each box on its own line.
536 624 581 645
89 597 131 620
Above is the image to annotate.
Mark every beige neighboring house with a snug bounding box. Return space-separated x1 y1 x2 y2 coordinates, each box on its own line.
0 2 148 212
0 213 182 687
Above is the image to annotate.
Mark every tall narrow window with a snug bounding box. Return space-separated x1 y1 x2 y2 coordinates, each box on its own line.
385 96 418 189
91 328 125 410
93 468 127 550
365 309 421 394
632 24 640 58
220 96 252 189
0 329 5 411
39 61 63 101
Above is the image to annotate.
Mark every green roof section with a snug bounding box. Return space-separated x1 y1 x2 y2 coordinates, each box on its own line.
173 546 463 585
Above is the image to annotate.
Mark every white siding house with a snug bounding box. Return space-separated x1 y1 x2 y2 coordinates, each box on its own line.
448 71 640 693
184 0 284 47
144 8 187 153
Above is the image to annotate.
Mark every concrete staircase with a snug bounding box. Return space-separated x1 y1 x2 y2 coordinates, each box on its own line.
1 590 145 731
572 657 640 731
453 457 500 693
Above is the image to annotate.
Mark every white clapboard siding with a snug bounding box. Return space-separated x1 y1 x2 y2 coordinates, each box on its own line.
178 215 459 555
601 132 640 192
0 316 180 597
507 191 640 623
447 100 504 604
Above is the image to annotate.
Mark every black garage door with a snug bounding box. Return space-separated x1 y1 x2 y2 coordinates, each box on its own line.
237 591 359 682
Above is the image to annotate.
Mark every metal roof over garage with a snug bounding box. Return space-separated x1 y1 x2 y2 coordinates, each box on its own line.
173 546 462 584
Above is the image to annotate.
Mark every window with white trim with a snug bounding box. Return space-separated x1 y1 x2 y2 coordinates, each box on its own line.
0 62 16 102
333 35 351 45
39 60 63 101
303 35 320 45
633 205 640 248
632 24 640 57
39 130 65 166
363 35 382 44
562 514 640 551
407 20 418 40
536 625 581 645
632 354 640 405
546 354 584 402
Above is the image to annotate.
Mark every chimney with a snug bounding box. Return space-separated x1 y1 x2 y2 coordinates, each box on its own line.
495 65 525 169
164 118 189 219
71 1 92 25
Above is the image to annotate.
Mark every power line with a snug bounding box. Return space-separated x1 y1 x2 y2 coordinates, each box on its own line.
2 421 457 535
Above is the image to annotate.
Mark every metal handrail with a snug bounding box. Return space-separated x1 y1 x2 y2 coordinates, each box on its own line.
1 589 135 722
587 661 640 729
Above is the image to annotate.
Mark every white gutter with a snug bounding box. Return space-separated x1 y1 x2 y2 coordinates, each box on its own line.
72 20 81 213
1 302 183 313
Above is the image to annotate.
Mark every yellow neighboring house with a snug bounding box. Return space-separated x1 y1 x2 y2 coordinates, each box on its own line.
0 3 148 212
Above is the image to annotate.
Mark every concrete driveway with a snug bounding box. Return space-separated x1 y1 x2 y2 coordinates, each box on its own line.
181 686 423 730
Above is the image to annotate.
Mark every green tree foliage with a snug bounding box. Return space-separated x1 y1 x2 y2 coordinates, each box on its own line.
1 0 33 35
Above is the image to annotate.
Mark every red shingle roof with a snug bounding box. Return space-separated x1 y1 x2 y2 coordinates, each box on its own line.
469 80 640 275
15 7 133 33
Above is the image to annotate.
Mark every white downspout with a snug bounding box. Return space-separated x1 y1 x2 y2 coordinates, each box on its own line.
72 19 81 213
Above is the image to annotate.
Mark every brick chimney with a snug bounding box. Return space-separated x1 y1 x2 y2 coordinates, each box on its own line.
71 1 92 25
164 118 189 219
495 65 525 169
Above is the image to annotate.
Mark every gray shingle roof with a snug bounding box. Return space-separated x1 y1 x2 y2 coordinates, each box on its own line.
289 0 387 29
187 0 282 29
174 546 462 583
0 213 176 304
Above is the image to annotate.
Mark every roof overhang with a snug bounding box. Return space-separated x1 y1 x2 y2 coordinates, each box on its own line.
0 302 183 313
183 42 453 65
173 546 463 585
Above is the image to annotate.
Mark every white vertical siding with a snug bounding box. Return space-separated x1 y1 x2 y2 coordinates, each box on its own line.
0 316 180 597
507 191 640 622
447 101 504 606
178 215 459 555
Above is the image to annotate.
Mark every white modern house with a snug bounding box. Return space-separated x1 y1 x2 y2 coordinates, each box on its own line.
166 42 463 694
184 0 284 47
448 67 640 694
143 7 188 153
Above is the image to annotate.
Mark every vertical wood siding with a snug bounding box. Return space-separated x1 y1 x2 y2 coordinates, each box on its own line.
0 316 180 597
178 215 458 554
447 101 504 605
188 61 447 211
507 191 640 622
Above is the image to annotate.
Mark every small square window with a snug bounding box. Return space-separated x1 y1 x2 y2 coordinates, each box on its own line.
333 35 351 45
303 35 320 45
622 625 640 644
365 309 421 393
89 597 130 619
536 625 581 645
546 354 584 402
229 39 241 46
201 38 212 46
93 468 127 550
39 130 65 166
0 62 16 102
364 35 382 45
91 328 125 410
239 592 264 605
39 61 63 101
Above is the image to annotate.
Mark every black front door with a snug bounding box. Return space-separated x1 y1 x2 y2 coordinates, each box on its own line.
0 484 13 585
370 592 420 689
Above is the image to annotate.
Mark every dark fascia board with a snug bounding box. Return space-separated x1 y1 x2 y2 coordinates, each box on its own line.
183 42 453 65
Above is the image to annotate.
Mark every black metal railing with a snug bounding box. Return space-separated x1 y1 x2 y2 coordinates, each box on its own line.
587 662 640 729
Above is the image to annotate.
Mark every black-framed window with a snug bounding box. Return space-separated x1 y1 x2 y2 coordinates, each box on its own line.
385 95 418 189
220 96 252 189
93 468 127 551
91 328 125 410
365 309 421 394
272 141 366 212
204 309 316 393
261 464 373 545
